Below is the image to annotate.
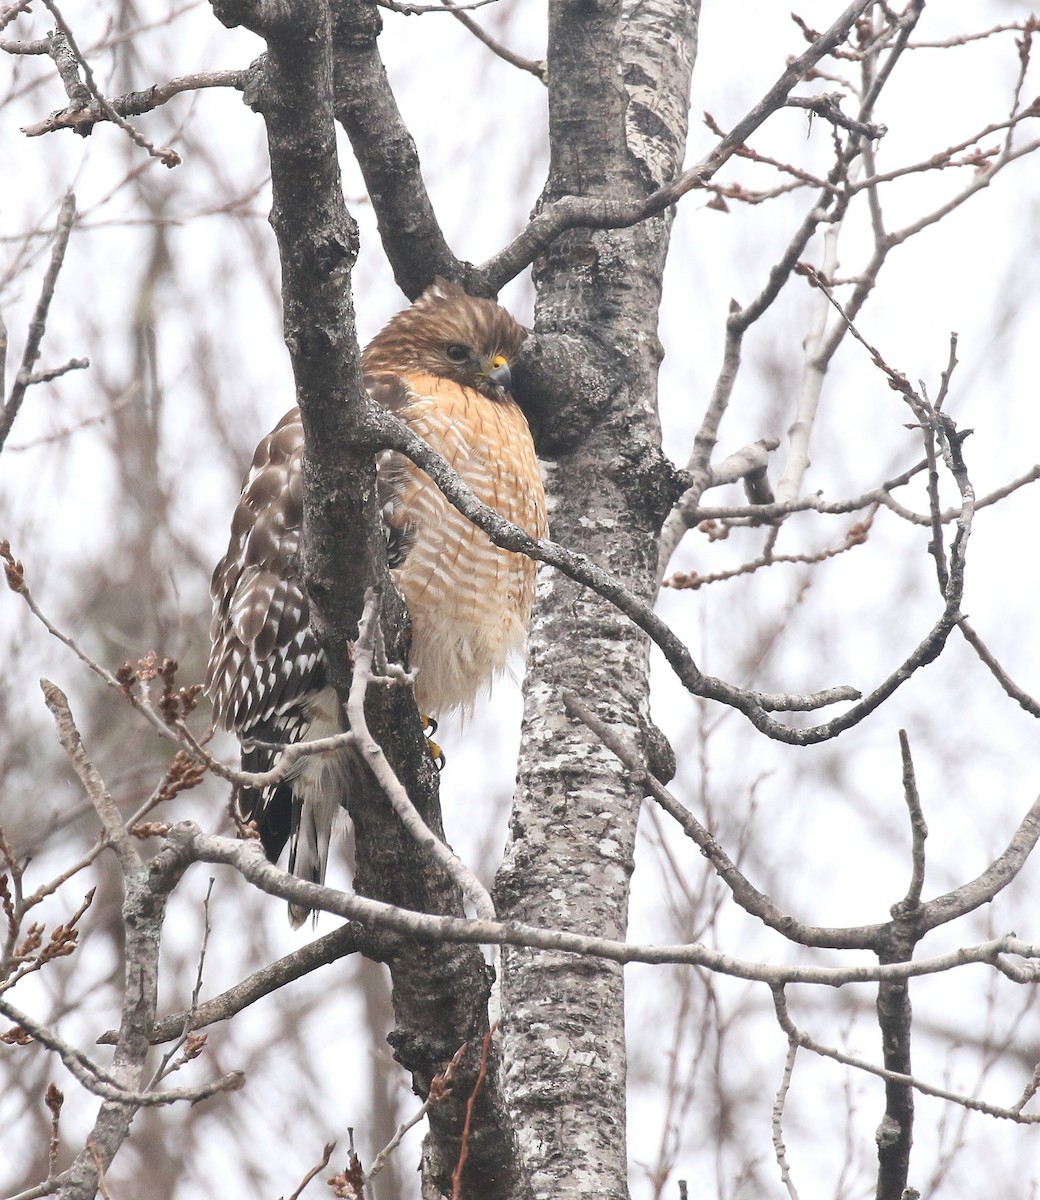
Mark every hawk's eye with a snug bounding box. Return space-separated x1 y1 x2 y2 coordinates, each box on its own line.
445 343 470 363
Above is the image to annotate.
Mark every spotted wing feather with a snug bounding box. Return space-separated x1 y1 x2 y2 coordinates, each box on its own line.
206 411 324 858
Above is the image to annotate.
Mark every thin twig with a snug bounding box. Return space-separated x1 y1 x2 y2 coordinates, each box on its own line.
658 116 862 572
347 590 497 921
287 1142 336 1200
22 357 90 386
99 921 363 1045
451 1026 495 1199
957 617 1040 718
665 507 876 590
690 463 1039 527
150 878 216 1083
365 1042 468 1183
907 21 1040 51
377 0 499 13
771 987 1040 1123
0 0 36 33
20 69 246 137
934 333 959 413
5 387 136 452
45 1083 63 1179
895 731 928 912
85 1141 112 1200
39 680 141 874
770 1012 802 1200
1011 1063 1040 1116
39 2 181 166
437 0 545 79
0 886 95 997
178 718 360 790
0 995 244 1105
0 194 77 454
1 543 172 744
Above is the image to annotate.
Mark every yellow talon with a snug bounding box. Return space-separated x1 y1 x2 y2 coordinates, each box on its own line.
421 714 446 771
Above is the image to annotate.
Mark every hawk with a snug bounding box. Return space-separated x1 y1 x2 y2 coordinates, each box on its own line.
207 280 547 926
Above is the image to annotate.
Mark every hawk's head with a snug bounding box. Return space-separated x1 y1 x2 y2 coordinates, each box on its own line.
363 278 527 402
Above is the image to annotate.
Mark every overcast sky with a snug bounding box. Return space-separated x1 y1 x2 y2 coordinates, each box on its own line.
2 2 1040 1196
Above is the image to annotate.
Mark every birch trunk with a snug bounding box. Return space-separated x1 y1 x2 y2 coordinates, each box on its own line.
497 2 700 1195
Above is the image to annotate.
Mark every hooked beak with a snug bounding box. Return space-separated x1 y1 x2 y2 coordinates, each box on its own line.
487 355 513 394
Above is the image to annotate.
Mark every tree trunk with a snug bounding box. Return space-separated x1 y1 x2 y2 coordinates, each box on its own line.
496 2 699 1196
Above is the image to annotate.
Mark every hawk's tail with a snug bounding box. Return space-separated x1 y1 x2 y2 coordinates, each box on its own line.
285 772 346 929
238 685 354 928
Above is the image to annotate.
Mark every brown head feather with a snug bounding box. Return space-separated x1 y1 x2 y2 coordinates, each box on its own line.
362 279 526 400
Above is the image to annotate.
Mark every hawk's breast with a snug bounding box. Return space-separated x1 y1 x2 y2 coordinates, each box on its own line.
386 372 547 715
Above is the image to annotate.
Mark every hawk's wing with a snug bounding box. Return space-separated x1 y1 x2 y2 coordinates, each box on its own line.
206 409 323 861
207 283 544 930
207 409 320 736
206 380 417 861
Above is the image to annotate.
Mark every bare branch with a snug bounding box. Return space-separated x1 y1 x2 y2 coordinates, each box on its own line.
177 718 360 791
934 332 959 413
1011 1062 1040 1117
35 5 181 165
657 101 864 574
39 680 141 874
0 996 243 1106
562 691 882 951
376 0 500 13
438 0 545 80
887 131 1040 248
476 0 878 288
371 405 966 745
772 987 1040 1124
20 69 246 138
0 0 36 33
785 90 885 139
347 590 497 920
0 194 77 454
957 617 1040 718
21 356 90 385
177 821 1040 988
98 920 364 1045
918 794 1040 933
771 1022 802 1200
894 731 928 912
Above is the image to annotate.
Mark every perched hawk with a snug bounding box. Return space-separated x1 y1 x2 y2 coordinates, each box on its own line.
207 280 547 925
